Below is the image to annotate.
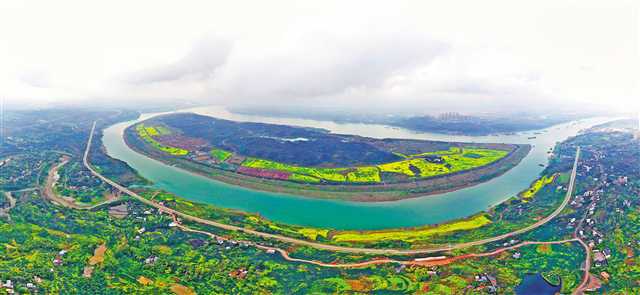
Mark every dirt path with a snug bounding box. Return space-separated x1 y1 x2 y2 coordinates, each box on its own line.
43 156 78 208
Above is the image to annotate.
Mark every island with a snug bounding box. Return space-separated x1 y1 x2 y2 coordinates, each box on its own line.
123 113 531 201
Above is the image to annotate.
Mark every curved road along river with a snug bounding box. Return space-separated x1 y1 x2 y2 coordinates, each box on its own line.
102 108 609 230
87 121 582 255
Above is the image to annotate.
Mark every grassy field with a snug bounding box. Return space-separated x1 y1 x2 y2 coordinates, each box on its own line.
331 214 492 243
136 124 188 156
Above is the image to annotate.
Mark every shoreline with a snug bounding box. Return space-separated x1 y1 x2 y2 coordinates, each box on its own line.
88 119 584 255
122 123 531 202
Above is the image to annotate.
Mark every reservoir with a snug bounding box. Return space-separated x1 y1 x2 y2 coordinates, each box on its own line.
102 106 610 230
515 273 561 295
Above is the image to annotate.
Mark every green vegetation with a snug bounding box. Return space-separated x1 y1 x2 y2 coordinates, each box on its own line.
521 174 556 201
6 108 640 293
288 173 321 183
242 158 348 182
346 167 381 183
379 148 508 178
240 147 508 184
154 126 172 135
442 148 508 171
410 147 462 157
0 191 588 294
210 148 232 162
378 158 445 177
135 124 188 156
297 228 330 241
131 114 519 191
144 126 160 136
331 214 492 243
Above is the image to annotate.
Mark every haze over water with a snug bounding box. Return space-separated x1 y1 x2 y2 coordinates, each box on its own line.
102 106 612 230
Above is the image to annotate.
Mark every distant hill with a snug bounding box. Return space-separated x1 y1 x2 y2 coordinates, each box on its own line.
231 108 586 136
389 114 576 136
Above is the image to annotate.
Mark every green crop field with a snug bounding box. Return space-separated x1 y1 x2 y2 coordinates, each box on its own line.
144 126 159 136
521 174 556 201
210 148 232 162
378 148 508 178
346 167 381 183
441 148 508 172
154 126 172 135
242 158 348 182
410 147 462 157
146 134 510 185
331 214 492 243
288 173 321 183
136 124 188 156
238 147 508 184
378 158 431 177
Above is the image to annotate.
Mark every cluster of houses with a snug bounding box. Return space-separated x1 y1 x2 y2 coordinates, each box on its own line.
1 155 43 187
122 199 279 280
570 142 640 280
1 278 39 294
229 268 249 280
472 273 499 293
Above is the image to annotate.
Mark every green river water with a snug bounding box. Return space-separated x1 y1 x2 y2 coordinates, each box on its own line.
102 106 610 230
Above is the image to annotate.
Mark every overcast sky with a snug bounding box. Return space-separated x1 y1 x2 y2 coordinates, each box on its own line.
1 0 638 115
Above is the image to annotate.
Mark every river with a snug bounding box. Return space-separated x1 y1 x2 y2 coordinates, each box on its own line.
102 106 611 230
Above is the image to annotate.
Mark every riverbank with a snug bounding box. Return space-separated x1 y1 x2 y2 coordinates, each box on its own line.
123 119 531 202
88 119 583 255
102 111 612 230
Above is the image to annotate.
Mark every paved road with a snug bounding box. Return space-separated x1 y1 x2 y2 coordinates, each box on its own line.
573 186 598 294
83 121 581 255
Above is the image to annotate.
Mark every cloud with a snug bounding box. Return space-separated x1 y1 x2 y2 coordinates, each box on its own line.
123 34 233 85
111 30 572 115
19 70 51 88
212 31 450 102
1 0 637 113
